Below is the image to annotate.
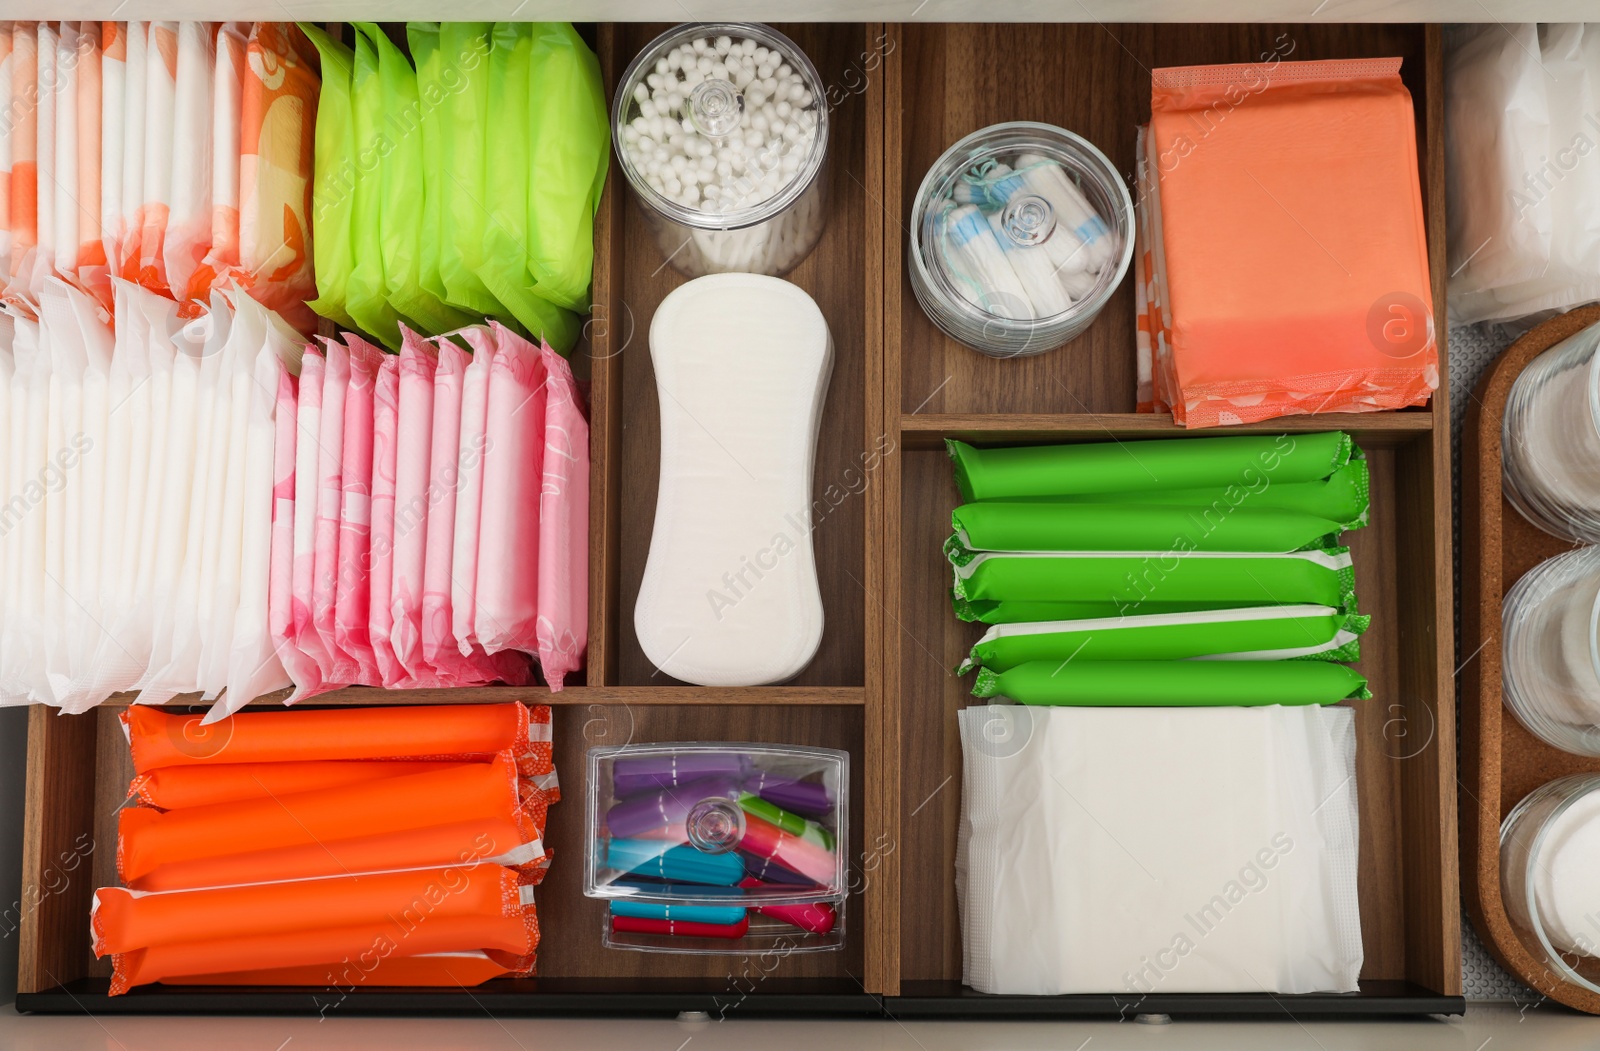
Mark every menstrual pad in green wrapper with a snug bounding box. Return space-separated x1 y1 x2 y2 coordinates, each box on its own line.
957 604 1368 674
949 503 1343 557
971 659 1370 706
301 24 358 330
1025 459 1371 532
947 432 1353 502
951 595 1278 623
952 548 1356 608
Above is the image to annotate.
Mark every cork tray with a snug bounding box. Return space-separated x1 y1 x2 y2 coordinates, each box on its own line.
1462 304 1600 1015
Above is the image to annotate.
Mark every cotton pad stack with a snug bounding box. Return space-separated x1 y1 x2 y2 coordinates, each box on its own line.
257 319 590 715
93 702 558 994
947 431 1372 705
0 22 319 330
1133 58 1437 426
303 22 607 354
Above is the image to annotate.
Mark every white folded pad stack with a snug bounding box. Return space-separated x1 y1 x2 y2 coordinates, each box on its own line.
634 273 832 686
957 704 1363 995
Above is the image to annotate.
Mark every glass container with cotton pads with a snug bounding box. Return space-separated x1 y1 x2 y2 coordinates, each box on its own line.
1501 545 1600 755
910 121 1133 359
1503 319 1600 543
1501 775 1600 993
612 23 829 278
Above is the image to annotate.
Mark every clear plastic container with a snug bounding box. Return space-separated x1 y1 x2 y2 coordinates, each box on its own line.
584 743 848 907
602 899 844 955
1503 319 1600 543
612 24 829 278
909 121 1134 359
1501 774 1600 992
1502 545 1600 755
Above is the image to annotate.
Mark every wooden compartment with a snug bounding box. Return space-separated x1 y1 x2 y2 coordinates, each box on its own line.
17 19 1464 1020
876 22 1462 1016
1462 306 1600 1015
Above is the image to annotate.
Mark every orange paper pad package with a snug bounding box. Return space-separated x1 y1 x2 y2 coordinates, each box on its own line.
96 702 556 994
1139 57 1438 428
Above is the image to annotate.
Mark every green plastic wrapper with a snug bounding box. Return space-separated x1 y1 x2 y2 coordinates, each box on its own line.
473 23 580 352
524 22 607 315
971 659 1371 706
1030 459 1370 531
952 595 1275 623
951 547 1356 609
365 23 475 340
737 792 835 851
947 432 1354 502
437 22 501 318
344 24 411 347
302 24 358 330
948 503 1343 559
406 22 454 312
956 604 1369 675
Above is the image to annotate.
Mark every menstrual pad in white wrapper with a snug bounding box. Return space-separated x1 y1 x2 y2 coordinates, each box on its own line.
635 274 832 686
957 704 1363 995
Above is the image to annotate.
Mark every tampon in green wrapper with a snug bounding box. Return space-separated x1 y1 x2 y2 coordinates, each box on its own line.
948 503 1344 558
972 659 1370 706
739 792 835 851
1019 459 1370 532
952 547 1356 608
947 432 1353 502
956 604 1369 674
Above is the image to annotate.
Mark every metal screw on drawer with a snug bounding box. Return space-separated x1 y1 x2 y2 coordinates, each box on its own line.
1135 1012 1173 1025
677 1010 711 1023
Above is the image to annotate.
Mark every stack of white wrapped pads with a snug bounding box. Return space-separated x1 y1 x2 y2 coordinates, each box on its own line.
0 277 587 715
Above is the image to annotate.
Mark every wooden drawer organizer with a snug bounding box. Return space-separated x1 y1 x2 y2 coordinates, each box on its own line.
16 21 1463 1019
1462 306 1600 1015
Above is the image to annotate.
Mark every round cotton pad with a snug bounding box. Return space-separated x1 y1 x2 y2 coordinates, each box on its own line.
634 273 832 686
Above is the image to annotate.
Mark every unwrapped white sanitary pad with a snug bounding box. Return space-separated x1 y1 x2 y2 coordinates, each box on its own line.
634 274 832 686
957 704 1363 995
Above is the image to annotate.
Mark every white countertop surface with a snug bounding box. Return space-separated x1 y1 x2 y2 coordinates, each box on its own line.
0 1002 1596 1051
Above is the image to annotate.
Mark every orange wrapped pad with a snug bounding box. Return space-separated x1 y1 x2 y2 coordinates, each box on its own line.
128 759 464 809
1148 57 1437 428
123 702 534 773
96 865 537 994
167 951 523 988
118 754 539 885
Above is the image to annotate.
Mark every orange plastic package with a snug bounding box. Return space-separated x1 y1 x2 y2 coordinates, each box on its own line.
117 753 547 888
169 950 526 988
94 864 539 994
127 758 462 809
122 701 537 773
1144 57 1438 428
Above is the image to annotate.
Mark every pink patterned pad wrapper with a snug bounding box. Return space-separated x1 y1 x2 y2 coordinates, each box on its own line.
537 340 588 689
334 334 384 685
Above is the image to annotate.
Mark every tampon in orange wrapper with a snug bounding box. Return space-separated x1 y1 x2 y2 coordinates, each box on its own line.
94 864 539 994
121 701 545 772
1145 57 1438 428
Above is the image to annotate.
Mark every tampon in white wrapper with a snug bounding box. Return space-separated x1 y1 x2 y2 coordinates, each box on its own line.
983 207 1073 318
940 204 1032 321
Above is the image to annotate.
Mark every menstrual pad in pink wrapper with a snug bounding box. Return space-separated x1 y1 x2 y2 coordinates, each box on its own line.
537 341 589 689
288 346 330 698
451 328 494 657
368 353 404 686
475 323 546 658
335 334 384 686
311 336 355 683
421 338 476 683
269 363 322 698
390 328 442 686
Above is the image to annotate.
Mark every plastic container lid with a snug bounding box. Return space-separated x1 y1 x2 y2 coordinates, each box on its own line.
909 121 1134 359
612 23 829 232
1501 774 1600 994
